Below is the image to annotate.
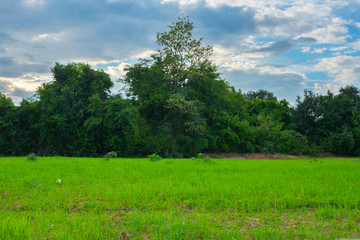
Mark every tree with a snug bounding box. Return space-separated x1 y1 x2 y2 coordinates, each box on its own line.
10 99 40 155
245 89 277 101
85 94 138 156
293 87 360 155
154 14 213 87
36 63 113 155
0 93 15 155
123 15 215 157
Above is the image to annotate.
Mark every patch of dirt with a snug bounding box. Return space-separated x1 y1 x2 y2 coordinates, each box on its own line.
204 152 309 159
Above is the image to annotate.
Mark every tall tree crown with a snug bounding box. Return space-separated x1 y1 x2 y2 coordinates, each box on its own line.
153 14 214 84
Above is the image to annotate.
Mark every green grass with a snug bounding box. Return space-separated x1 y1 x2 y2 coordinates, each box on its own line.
0 157 360 239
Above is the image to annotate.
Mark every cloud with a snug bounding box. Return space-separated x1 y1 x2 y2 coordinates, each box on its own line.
0 57 49 78
312 48 327 53
161 0 286 9
254 37 316 55
211 44 307 101
330 46 348 52
105 62 132 95
315 55 360 85
313 82 341 95
256 2 339 37
0 0 358 103
0 78 12 93
224 70 306 102
301 47 311 53
31 32 64 42
189 5 256 38
300 18 349 44
22 0 46 7
0 73 51 104
348 40 360 51
212 44 266 72
105 62 129 80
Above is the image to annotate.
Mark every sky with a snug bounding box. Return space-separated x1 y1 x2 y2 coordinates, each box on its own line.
1 0 360 104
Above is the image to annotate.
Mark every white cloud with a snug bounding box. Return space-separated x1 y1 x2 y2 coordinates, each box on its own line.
105 62 130 80
348 40 360 51
22 0 45 7
72 58 122 66
299 17 349 44
168 0 350 46
31 32 65 42
313 82 341 95
212 44 307 82
330 46 348 52
161 0 199 6
315 55 360 85
131 49 156 59
161 0 287 9
0 73 51 104
212 44 267 72
302 47 311 53
312 48 327 53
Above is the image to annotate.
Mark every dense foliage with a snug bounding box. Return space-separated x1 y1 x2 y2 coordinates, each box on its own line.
1 15 359 157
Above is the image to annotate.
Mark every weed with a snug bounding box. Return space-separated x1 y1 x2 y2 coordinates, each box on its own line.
192 153 214 164
309 158 322 163
27 153 38 161
104 151 117 160
119 230 130 240
25 178 42 189
147 153 162 162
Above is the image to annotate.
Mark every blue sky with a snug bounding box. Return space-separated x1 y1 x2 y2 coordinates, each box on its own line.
1 0 359 104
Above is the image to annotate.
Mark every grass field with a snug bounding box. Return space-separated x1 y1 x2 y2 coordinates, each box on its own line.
0 157 360 239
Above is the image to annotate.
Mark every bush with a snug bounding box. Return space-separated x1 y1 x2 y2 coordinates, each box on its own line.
308 144 323 157
104 151 117 160
27 153 38 161
323 131 355 155
25 178 42 188
192 153 213 164
147 153 162 162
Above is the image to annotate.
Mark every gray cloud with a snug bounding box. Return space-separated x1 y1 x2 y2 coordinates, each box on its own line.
0 57 49 78
0 79 12 93
189 5 257 41
0 32 16 52
11 87 35 99
0 0 358 103
0 78 37 105
255 37 316 55
223 70 306 102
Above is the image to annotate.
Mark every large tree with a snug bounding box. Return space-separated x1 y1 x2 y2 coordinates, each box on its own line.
293 86 360 155
36 63 113 155
0 93 15 155
123 15 217 157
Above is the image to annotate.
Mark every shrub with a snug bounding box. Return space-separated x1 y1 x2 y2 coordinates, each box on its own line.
323 131 355 155
147 153 162 162
192 153 213 164
104 151 117 160
25 178 42 188
27 153 38 161
308 144 323 157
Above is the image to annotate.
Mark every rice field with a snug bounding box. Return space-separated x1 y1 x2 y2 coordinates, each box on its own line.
0 157 359 239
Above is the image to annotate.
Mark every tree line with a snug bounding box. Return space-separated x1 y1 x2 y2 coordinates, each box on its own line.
1 15 359 157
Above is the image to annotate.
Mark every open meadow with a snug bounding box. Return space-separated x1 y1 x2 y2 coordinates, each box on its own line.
0 157 360 239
